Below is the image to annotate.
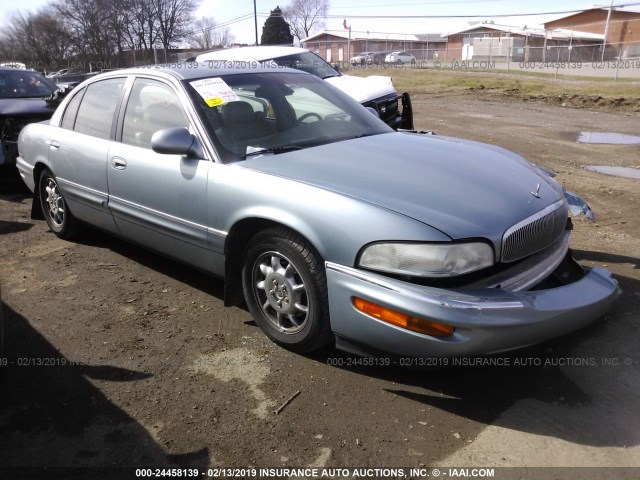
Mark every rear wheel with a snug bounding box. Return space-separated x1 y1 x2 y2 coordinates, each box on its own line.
39 169 79 239
242 227 332 352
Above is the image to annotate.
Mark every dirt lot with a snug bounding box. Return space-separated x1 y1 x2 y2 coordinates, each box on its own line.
1 82 639 479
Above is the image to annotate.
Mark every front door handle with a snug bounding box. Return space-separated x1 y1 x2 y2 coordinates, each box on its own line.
111 157 127 170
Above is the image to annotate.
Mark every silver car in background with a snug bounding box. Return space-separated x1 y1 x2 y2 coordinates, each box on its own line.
17 64 619 357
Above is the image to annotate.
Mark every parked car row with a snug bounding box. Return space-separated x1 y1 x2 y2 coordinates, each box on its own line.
350 51 418 66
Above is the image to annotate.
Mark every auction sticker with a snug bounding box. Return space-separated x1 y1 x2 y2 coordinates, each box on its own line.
190 77 239 107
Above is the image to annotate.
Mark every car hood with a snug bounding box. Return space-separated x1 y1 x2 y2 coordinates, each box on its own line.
0 97 55 117
240 132 564 241
325 75 396 103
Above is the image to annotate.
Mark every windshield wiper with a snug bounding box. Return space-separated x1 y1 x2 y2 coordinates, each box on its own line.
243 145 304 159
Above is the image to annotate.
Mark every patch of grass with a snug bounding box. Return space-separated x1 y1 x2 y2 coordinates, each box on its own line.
347 67 640 98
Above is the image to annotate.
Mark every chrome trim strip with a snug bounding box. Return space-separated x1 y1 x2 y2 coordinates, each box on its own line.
58 177 108 199
326 262 524 310
108 194 227 237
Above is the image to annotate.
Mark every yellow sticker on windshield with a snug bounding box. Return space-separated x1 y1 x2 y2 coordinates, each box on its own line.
205 97 224 107
190 77 239 107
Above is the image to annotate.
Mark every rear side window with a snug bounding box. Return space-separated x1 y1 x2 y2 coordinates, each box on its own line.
60 87 85 130
74 78 125 140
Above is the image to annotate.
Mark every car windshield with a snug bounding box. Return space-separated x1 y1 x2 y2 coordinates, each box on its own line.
0 70 57 98
185 71 392 163
266 51 340 80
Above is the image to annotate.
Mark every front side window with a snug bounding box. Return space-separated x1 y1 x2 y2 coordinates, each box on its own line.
74 78 125 140
122 78 189 149
186 71 392 162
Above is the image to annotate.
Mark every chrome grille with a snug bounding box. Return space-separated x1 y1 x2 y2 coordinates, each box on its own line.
363 95 399 126
501 200 568 263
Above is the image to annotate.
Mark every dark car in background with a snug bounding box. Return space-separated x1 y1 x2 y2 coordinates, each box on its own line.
0 68 58 175
51 72 99 89
365 52 391 65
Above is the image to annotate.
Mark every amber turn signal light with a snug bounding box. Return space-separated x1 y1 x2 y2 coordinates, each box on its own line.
353 297 454 337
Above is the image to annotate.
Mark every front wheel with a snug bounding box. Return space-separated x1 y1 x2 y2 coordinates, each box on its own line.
39 169 79 239
242 227 332 352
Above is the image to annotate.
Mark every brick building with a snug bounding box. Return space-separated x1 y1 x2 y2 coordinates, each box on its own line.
301 30 448 64
544 7 640 59
445 22 604 62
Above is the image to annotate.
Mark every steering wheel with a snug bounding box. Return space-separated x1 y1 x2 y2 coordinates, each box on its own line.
298 112 322 123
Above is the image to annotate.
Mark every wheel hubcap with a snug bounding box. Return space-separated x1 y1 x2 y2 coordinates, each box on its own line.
44 178 64 227
253 252 309 334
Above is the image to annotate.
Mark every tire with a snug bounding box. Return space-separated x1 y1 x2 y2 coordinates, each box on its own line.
242 227 332 352
38 169 80 239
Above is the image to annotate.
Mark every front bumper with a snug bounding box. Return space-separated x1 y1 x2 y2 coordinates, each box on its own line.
326 254 620 358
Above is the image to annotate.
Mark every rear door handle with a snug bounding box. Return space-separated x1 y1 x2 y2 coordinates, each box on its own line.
111 157 127 170
49 140 60 151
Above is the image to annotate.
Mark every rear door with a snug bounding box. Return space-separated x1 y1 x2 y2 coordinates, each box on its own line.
48 77 127 232
106 76 212 269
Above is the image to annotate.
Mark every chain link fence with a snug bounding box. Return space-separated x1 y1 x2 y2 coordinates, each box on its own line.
309 17 640 81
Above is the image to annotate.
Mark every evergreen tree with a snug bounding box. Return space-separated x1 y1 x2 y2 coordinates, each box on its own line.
261 6 293 45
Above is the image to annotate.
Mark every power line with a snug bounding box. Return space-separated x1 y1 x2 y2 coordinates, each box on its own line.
332 0 514 9
258 1 640 19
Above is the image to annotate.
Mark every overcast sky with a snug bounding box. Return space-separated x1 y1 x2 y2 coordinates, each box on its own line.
0 0 624 45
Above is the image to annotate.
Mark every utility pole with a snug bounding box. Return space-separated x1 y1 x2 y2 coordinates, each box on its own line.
347 26 351 65
602 0 614 61
254 0 258 45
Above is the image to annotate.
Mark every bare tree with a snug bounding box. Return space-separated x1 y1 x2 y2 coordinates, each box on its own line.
282 0 328 43
121 0 160 64
188 17 234 50
0 8 72 70
153 0 199 61
54 0 116 63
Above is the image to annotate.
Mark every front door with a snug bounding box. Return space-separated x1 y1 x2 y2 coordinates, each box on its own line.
106 77 212 269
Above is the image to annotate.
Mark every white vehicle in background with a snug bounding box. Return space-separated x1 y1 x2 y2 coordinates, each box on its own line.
195 46 413 129
350 52 373 65
385 51 417 65
0 62 26 70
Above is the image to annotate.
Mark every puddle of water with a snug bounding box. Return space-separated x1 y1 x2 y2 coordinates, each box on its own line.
577 132 640 145
583 165 640 180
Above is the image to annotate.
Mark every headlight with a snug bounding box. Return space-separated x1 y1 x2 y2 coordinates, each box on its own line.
358 242 494 278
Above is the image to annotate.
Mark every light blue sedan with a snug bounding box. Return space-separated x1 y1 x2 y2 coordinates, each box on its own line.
17 64 620 357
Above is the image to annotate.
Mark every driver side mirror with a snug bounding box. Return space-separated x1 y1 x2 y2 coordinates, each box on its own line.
151 127 205 159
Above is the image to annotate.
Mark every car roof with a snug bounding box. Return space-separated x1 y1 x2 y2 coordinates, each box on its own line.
196 46 309 63
84 62 305 82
